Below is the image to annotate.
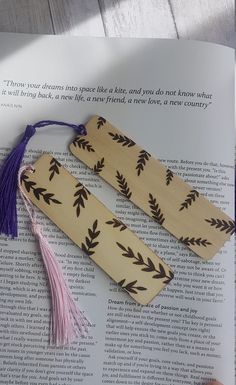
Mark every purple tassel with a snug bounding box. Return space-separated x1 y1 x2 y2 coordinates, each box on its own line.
0 120 86 238
0 125 35 237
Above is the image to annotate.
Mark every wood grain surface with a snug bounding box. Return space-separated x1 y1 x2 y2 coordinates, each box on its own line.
22 154 174 305
0 0 53 34
70 116 234 261
170 0 235 47
0 0 234 46
49 0 105 36
99 0 177 38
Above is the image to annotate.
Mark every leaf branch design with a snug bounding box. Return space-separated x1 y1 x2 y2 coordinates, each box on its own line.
116 171 132 199
81 220 100 256
97 116 106 129
49 158 61 181
21 174 61 205
118 279 147 294
116 242 173 283
109 132 135 147
136 150 151 176
148 193 165 225
72 137 95 152
205 218 235 235
106 218 127 231
93 157 105 174
166 169 174 186
179 236 212 247
179 190 199 211
73 182 91 217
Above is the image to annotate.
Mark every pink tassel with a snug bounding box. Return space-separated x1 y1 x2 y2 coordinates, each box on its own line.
18 166 91 346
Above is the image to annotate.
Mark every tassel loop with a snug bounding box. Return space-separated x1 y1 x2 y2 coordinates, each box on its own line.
75 124 87 135
31 222 42 237
23 125 36 143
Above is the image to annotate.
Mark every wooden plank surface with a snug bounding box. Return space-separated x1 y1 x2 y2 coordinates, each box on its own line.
99 0 177 37
49 0 105 36
0 0 234 47
170 0 235 47
0 0 53 34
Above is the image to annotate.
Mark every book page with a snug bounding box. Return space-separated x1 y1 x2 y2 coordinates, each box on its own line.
0 33 234 385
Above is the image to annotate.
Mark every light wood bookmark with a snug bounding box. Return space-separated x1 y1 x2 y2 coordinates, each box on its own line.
70 116 234 260
21 154 174 305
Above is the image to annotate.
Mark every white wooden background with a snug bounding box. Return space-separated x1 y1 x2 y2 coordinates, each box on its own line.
0 0 234 47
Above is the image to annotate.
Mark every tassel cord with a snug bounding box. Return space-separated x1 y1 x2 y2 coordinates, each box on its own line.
30 120 87 135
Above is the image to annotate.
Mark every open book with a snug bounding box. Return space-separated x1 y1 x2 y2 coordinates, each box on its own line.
0 33 234 385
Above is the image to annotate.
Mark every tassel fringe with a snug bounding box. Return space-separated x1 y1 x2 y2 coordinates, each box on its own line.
18 165 90 346
0 128 34 236
32 224 90 346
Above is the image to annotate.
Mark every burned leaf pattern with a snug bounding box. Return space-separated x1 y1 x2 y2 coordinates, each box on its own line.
109 132 135 147
21 174 62 205
179 236 212 247
116 242 173 283
162 271 174 284
136 150 151 176
20 173 36 192
205 218 235 235
118 279 147 294
97 116 106 129
49 158 61 181
179 190 199 211
166 169 174 186
72 137 95 152
93 157 105 174
73 182 91 217
116 171 132 199
148 193 165 225
106 218 127 231
81 220 100 256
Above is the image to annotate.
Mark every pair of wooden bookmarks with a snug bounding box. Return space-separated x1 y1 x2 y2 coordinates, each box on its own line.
21 116 234 305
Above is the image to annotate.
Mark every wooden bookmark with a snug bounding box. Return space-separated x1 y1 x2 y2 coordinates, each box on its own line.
70 116 234 260
21 154 174 305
